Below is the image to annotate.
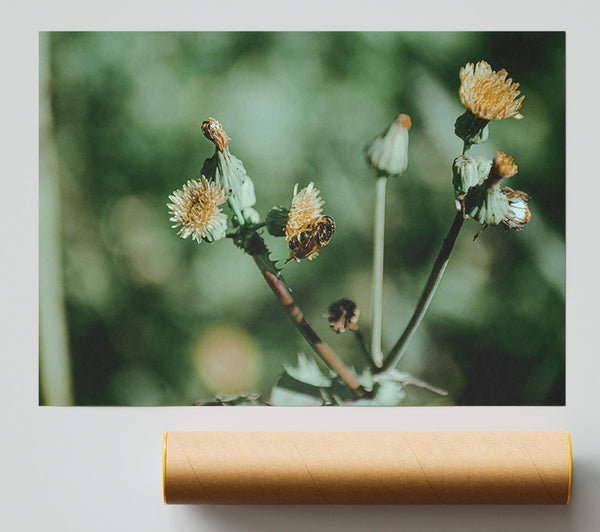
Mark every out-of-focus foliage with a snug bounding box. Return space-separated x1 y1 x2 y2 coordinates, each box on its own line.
40 32 565 405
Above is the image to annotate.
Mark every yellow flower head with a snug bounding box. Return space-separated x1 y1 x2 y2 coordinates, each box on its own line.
459 60 524 120
167 176 228 243
284 182 324 243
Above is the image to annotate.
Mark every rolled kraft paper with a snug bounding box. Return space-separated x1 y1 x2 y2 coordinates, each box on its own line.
163 431 572 505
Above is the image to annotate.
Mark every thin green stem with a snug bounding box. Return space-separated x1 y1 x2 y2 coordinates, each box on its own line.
371 176 387 367
378 210 464 374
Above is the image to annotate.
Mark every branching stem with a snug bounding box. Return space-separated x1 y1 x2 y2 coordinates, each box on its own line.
253 257 368 398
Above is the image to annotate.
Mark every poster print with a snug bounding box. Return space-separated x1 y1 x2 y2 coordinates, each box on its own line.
39 32 565 406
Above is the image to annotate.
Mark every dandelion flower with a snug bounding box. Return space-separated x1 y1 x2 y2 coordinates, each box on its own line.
460 60 524 121
167 176 228 243
284 182 324 243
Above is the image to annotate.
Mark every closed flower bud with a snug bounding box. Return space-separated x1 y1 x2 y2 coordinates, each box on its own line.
464 183 509 226
452 155 493 199
366 114 411 176
265 206 290 237
327 299 360 334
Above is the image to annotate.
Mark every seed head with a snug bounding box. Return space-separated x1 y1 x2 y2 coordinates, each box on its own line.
327 299 360 334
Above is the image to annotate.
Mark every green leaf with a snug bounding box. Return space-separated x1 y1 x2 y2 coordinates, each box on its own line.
270 353 338 406
352 380 407 406
351 368 447 405
283 353 334 387
270 355 447 406
270 374 327 406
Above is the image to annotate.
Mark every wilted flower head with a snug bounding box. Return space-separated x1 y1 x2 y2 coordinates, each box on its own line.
200 117 256 225
464 152 531 230
366 114 411 176
167 176 228 243
327 299 360 333
460 61 524 121
285 182 324 243
202 117 230 151
501 187 532 229
486 151 518 186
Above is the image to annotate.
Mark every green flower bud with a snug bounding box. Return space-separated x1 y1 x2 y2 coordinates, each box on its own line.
454 110 489 146
452 155 493 198
366 114 411 176
265 206 289 237
464 183 509 225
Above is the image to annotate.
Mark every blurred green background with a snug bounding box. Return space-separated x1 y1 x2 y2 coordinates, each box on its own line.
39 31 565 406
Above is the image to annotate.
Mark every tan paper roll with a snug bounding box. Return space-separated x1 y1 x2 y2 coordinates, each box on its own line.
163 431 572 505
